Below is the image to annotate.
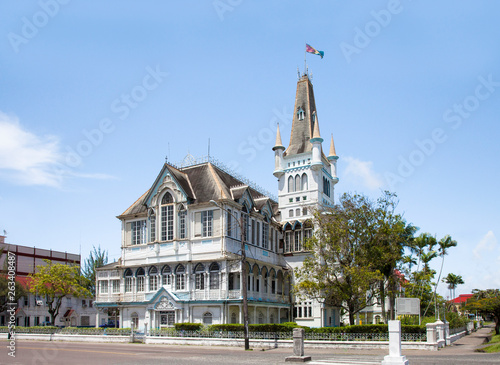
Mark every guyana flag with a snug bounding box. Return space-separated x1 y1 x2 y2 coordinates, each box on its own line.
306 44 324 59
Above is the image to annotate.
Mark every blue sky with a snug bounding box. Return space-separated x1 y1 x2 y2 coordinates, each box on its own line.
1 1 499 298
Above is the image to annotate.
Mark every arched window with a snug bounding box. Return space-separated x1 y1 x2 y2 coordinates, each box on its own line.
136 267 145 292
262 217 269 250
231 312 237 324
301 173 308 191
149 266 158 291
258 311 264 324
304 221 313 243
289 209 294 218
203 312 213 325
161 192 175 241
295 174 301 192
161 265 171 286
131 312 139 329
288 176 294 193
284 225 292 253
175 264 185 290
262 268 268 294
178 205 187 239
149 209 156 242
194 263 205 290
209 262 220 290
294 229 303 252
124 269 133 293
252 265 260 293
297 107 305 121
270 313 275 324
295 208 300 217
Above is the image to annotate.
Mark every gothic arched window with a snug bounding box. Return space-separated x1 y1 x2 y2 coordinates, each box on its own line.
161 192 175 241
301 173 308 191
288 176 294 193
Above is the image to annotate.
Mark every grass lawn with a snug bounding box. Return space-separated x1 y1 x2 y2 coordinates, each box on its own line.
479 332 500 353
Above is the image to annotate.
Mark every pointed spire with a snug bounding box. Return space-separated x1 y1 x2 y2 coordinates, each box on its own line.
310 112 323 143
272 123 285 151
328 133 339 164
285 74 318 156
329 133 337 157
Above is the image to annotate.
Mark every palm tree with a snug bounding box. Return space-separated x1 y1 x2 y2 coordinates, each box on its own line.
410 233 437 297
424 235 457 318
443 273 464 299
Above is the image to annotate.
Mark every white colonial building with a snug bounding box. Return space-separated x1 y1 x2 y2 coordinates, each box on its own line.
95 72 341 330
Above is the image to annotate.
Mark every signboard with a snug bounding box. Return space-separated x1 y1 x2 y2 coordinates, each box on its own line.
396 298 420 315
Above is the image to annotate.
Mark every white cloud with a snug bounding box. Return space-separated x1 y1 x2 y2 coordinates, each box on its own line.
0 112 114 187
472 230 497 260
342 156 384 190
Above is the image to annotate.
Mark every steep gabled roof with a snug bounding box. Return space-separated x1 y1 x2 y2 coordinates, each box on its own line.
118 161 277 218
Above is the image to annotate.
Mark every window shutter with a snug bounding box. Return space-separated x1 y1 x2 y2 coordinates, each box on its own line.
125 222 132 245
213 209 220 236
194 212 201 237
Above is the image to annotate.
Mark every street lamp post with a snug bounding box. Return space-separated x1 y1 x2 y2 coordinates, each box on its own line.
210 200 249 350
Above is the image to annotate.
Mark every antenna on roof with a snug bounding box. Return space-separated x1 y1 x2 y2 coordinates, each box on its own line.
208 138 211 158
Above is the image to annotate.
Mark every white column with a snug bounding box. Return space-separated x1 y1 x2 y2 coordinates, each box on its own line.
381 320 409 365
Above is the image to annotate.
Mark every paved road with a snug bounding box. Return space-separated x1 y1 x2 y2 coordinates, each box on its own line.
2 326 499 365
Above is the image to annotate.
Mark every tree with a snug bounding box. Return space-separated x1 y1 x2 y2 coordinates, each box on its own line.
466 289 500 335
81 245 108 296
295 192 387 325
366 192 417 322
28 260 91 325
423 235 457 317
443 273 464 300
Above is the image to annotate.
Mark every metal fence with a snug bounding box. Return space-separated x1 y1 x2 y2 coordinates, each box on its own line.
0 327 131 336
147 330 427 342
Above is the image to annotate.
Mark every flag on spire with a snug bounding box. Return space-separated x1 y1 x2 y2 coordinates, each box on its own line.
306 44 324 59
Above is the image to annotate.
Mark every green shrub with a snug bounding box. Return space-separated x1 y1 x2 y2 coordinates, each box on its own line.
208 324 244 332
174 323 203 331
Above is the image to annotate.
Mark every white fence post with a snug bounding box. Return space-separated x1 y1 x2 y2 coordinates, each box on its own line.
381 320 409 365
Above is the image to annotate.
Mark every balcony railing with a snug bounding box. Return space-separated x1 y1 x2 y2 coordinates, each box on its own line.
96 290 289 304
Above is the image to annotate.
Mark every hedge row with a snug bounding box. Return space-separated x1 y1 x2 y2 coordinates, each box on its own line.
206 323 426 334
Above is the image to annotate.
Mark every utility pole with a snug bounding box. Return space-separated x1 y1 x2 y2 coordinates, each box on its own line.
210 200 249 350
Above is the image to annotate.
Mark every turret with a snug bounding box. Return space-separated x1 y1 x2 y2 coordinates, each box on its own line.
272 123 285 178
327 133 339 183
310 112 323 171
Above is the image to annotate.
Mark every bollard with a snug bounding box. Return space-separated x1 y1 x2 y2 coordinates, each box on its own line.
130 323 135 343
381 320 409 365
285 328 311 362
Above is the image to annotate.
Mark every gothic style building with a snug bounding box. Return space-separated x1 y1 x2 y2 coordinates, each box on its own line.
273 73 340 327
95 72 341 330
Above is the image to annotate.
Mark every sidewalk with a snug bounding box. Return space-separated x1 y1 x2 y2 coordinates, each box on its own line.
436 324 493 354
306 325 499 365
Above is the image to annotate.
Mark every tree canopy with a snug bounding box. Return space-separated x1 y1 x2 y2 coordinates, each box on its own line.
81 245 108 296
295 191 414 325
466 289 500 335
28 260 91 325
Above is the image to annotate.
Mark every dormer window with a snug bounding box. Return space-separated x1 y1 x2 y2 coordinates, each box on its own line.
297 107 305 121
